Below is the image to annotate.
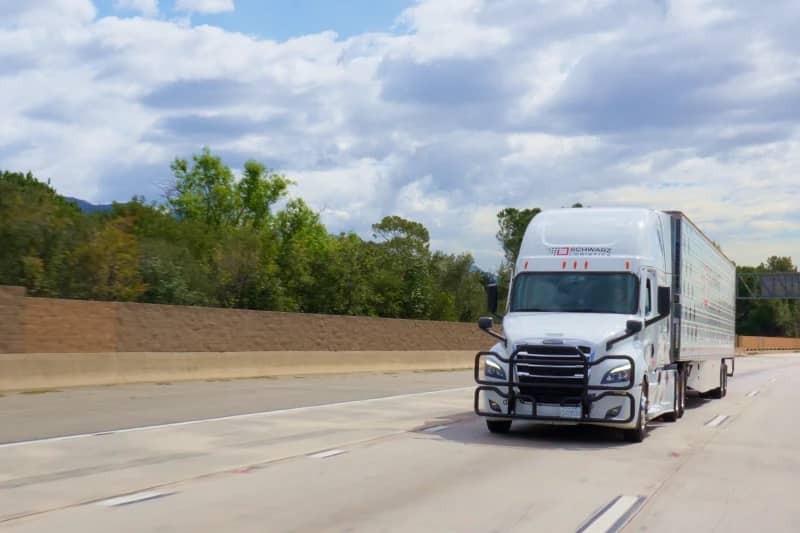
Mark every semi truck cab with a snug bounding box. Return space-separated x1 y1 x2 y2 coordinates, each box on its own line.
474 208 735 442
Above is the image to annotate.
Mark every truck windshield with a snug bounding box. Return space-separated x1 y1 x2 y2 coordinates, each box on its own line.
510 273 639 314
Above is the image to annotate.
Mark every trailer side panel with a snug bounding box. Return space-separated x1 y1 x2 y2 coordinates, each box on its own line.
668 212 736 361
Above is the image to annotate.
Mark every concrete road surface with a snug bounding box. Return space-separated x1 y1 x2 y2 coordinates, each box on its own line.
1 354 798 532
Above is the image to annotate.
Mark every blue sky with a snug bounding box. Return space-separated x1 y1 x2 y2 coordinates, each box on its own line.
1 0 799 270
95 0 413 40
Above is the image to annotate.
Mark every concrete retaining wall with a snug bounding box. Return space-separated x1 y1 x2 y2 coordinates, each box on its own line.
0 285 487 391
2 285 798 391
0 286 489 354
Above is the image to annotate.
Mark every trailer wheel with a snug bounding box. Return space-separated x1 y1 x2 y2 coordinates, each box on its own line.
708 362 727 399
663 372 679 422
721 363 728 398
624 381 648 443
486 419 512 434
677 368 686 418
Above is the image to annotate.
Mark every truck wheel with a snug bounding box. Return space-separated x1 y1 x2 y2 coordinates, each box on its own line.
624 382 648 443
663 372 679 422
486 419 512 434
677 368 686 418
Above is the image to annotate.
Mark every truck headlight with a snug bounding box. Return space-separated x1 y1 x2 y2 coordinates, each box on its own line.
602 363 632 385
485 359 506 380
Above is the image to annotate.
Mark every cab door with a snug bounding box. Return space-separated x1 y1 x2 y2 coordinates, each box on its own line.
642 269 662 409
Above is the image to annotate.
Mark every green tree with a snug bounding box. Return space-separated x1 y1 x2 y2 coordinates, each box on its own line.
371 215 433 319
274 198 330 312
496 207 541 265
316 232 378 316
0 171 85 295
736 257 799 337
430 252 485 321
168 148 291 228
63 217 146 301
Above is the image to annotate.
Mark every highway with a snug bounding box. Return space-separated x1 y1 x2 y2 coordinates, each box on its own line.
1 354 798 532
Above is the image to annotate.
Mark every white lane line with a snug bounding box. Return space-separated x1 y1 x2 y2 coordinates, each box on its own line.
308 449 347 459
769 378 778 383
423 424 450 433
746 390 760 398
705 415 729 427
0 386 472 449
97 491 173 507
577 495 646 533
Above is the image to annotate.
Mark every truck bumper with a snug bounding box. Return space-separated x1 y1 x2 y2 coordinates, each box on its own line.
474 350 638 427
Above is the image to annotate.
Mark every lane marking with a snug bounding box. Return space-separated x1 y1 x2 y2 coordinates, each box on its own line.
97 491 173 507
705 415 729 427
577 495 646 533
308 449 347 459
746 390 760 398
422 424 450 433
769 378 778 384
0 386 472 449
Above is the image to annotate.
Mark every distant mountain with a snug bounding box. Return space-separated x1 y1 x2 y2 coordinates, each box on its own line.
64 196 113 214
470 264 498 282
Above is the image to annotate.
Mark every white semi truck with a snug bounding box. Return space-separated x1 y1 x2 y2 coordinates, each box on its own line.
475 208 736 442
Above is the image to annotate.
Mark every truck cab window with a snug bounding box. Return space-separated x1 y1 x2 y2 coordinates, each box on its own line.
510 272 639 315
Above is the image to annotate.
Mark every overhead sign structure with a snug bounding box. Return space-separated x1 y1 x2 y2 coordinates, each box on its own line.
737 272 800 300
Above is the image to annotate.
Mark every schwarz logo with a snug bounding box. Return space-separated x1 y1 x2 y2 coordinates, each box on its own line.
549 246 612 257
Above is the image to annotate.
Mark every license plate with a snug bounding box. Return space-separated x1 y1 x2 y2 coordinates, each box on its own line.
559 405 582 419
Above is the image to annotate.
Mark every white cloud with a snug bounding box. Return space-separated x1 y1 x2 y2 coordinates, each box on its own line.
174 0 234 14
1 0 799 270
113 0 159 17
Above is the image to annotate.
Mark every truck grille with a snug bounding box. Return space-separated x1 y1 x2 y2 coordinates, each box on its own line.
514 344 589 403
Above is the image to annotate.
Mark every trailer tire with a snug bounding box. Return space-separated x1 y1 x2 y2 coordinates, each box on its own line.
624 381 649 443
721 364 728 398
677 368 686 418
726 358 735 377
708 362 727 399
486 419 512 434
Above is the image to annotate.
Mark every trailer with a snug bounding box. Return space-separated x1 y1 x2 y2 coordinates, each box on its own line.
474 208 736 442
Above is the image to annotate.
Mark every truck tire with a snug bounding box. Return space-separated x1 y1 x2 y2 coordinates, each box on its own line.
486 419 512 434
624 382 648 443
663 372 679 422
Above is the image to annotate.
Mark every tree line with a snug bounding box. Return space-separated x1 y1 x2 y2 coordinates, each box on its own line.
0 150 489 322
1 150 797 335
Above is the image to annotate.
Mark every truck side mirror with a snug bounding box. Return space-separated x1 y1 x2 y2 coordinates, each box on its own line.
626 320 643 334
478 315 506 345
486 283 498 315
658 286 671 316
